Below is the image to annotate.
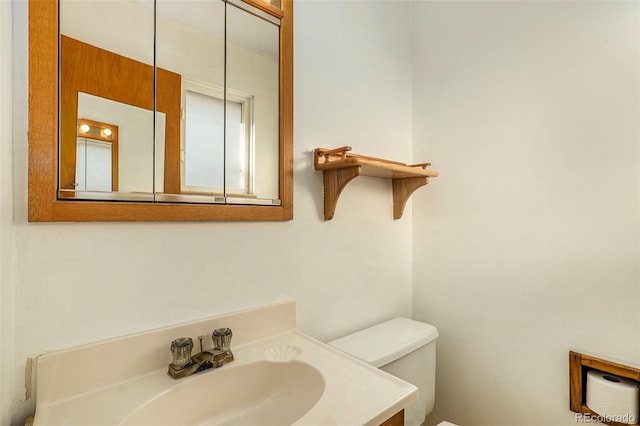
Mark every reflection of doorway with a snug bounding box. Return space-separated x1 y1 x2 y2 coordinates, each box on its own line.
75 118 118 192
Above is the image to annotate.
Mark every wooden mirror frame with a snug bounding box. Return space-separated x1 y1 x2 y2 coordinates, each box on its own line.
28 0 293 222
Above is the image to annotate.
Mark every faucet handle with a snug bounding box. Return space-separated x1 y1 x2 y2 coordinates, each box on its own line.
170 337 193 368
212 328 232 355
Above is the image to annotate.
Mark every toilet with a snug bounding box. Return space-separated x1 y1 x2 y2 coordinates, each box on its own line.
329 317 454 426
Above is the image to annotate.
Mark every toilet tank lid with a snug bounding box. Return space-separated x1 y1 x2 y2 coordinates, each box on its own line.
328 318 439 368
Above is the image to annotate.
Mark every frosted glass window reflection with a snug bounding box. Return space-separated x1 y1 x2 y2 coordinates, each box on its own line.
185 91 225 190
184 89 250 194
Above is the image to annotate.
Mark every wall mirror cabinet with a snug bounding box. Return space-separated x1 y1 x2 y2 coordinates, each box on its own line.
28 0 292 221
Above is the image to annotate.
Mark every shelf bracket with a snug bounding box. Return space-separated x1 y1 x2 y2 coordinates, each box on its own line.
322 166 361 220
392 177 429 220
314 147 437 221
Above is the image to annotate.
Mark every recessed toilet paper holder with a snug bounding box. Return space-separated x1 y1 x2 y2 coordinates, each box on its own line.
569 351 640 426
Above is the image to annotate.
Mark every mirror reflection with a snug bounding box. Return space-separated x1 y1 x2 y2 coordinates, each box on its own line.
59 0 156 200
74 94 167 200
226 2 280 203
58 0 281 205
157 0 225 203
75 119 117 193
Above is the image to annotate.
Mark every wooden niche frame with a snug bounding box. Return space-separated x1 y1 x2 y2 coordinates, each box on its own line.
28 0 293 222
569 351 640 426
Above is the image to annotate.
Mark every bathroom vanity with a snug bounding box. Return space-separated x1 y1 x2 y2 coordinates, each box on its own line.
31 302 416 425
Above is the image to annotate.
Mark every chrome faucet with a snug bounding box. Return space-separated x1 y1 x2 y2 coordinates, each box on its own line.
168 328 234 379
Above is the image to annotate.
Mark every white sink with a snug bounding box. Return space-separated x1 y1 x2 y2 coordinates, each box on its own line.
33 302 417 426
121 360 325 426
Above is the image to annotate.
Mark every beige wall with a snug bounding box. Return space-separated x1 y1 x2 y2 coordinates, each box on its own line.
2 1 414 424
412 2 640 425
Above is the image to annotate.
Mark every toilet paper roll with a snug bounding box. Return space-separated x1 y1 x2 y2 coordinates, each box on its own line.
586 369 640 425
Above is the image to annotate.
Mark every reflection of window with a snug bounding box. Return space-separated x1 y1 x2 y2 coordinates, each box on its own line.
181 79 254 195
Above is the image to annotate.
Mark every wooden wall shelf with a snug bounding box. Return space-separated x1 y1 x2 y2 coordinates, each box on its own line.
314 147 438 220
569 351 640 426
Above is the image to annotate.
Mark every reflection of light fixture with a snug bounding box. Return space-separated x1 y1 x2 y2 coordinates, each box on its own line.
77 119 118 142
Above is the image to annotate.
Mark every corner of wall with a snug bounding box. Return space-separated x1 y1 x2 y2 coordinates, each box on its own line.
0 0 14 423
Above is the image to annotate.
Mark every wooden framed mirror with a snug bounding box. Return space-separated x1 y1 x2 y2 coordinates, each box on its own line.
28 0 293 222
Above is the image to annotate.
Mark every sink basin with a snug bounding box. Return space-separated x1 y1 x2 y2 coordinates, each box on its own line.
121 361 325 426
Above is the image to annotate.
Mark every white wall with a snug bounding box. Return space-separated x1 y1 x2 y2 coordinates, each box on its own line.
411 2 640 425
1 0 14 424
11 2 635 425
3 1 414 424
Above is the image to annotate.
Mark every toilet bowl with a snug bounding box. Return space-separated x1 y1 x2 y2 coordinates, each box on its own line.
329 318 457 426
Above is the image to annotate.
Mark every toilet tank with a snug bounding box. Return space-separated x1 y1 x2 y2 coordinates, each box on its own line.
329 318 438 426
